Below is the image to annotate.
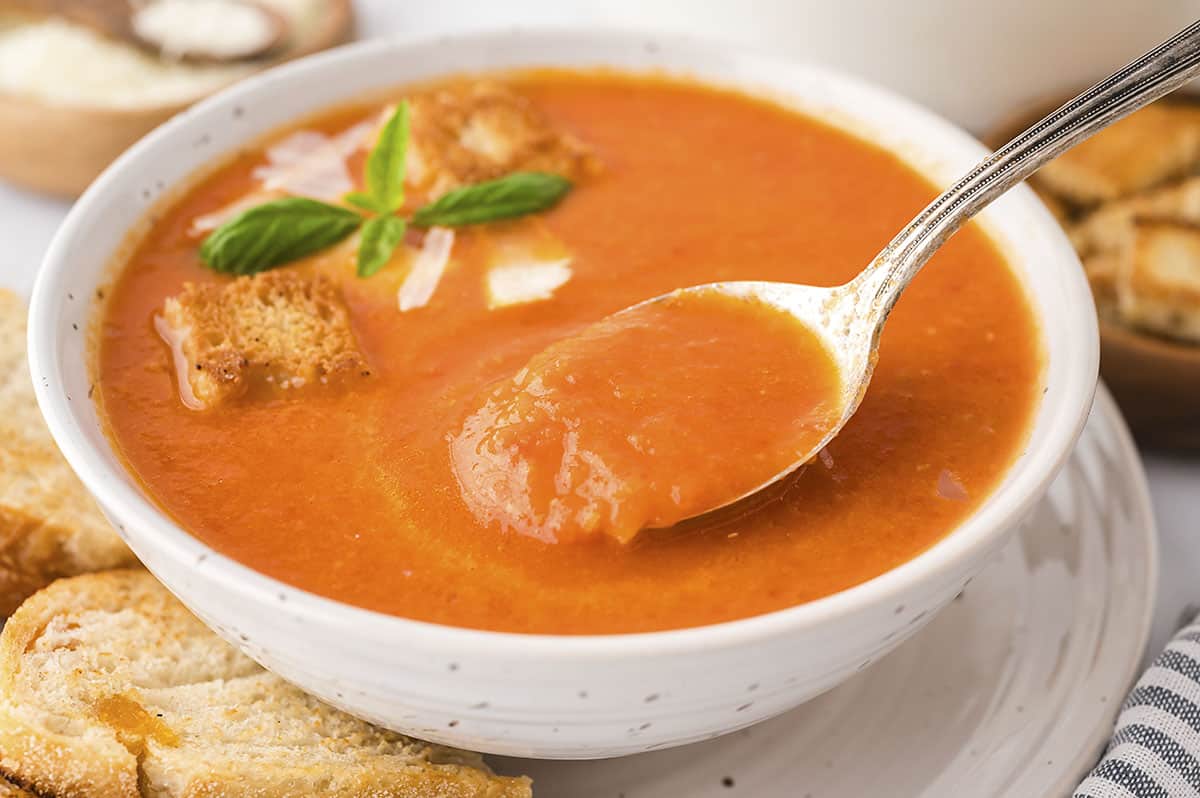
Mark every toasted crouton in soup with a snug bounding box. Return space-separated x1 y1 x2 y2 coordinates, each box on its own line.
408 81 602 198
0 570 533 798
0 291 135 617
157 272 369 409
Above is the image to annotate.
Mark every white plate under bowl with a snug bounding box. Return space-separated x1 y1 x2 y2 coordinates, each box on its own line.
495 385 1156 797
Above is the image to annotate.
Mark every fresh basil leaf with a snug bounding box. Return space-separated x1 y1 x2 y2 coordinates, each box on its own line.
344 191 383 213
356 214 407 278
361 101 410 214
411 172 572 228
200 198 363 275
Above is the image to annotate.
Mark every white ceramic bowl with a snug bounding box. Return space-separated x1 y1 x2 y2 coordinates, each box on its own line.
27 29 1098 759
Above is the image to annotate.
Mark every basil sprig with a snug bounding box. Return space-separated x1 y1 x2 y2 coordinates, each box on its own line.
200 198 362 275
357 215 408 278
345 100 409 216
199 101 574 278
348 101 410 277
411 173 571 227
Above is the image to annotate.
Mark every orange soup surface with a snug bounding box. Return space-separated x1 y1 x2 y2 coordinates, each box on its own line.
97 71 1042 634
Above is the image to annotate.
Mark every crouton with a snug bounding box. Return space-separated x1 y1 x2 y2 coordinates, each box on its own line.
1071 204 1133 258
1072 176 1200 257
1034 103 1200 206
0 570 532 798
157 271 368 409
1071 204 1200 341
0 290 135 616
0 774 34 797
1066 176 1200 338
407 81 601 199
1117 222 1200 342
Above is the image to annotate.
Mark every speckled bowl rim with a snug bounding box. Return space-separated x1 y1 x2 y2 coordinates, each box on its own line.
28 27 1099 661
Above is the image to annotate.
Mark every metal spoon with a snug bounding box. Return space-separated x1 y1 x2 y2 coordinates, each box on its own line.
646 19 1200 523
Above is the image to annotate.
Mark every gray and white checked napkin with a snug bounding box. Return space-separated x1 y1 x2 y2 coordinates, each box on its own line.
1075 616 1200 797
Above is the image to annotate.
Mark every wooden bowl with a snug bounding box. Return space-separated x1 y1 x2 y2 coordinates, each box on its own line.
1100 320 1200 449
0 0 355 197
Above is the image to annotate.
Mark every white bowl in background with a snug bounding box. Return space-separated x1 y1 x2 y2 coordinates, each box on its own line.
27 29 1097 759
352 0 1198 136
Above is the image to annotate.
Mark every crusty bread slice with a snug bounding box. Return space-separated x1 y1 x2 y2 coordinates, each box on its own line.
0 290 135 616
157 272 370 409
1071 176 1200 257
0 775 34 798
1065 177 1200 341
0 570 531 798
1117 221 1200 342
1034 102 1200 206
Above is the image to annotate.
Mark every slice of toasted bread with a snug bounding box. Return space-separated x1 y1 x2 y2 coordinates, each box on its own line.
1071 200 1135 261
0 775 34 798
157 271 370 409
1034 102 1200 206
0 290 135 617
1066 177 1200 340
0 570 532 798
1116 222 1200 342
1071 176 1200 257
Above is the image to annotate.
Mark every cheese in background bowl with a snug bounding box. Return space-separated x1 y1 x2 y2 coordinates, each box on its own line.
0 0 353 196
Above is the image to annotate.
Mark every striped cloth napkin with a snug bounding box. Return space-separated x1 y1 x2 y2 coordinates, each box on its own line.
1075 615 1200 797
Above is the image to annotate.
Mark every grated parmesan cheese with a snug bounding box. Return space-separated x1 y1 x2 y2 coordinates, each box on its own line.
153 314 205 411
253 118 376 199
398 228 456 312
0 0 321 109
191 115 378 235
486 259 573 308
133 0 278 61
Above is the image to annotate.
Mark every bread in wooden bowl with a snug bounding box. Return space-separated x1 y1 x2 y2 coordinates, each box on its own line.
0 289 136 616
0 0 354 196
0 775 33 798
1013 98 1200 448
0 569 533 797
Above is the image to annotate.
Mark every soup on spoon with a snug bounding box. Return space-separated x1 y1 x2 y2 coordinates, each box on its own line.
449 288 842 544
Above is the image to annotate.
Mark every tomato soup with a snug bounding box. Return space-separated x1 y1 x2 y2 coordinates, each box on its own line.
96 71 1042 634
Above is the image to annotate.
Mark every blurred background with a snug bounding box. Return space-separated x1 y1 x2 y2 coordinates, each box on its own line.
0 0 1197 655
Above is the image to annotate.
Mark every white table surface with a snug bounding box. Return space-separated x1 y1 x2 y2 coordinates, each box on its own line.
1 0 1196 666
